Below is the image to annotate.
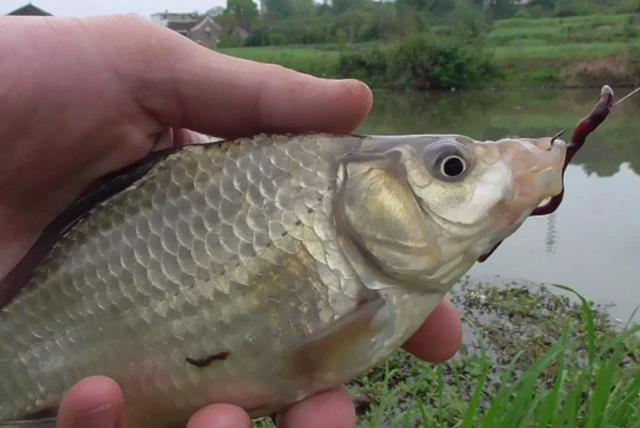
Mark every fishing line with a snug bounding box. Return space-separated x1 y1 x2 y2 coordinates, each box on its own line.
615 86 640 106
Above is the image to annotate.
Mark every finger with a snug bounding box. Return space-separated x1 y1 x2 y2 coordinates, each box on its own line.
172 128 217 147
100 18 373 138
186 403 251 428
403 298 463 363
278 387 355 428
56 376 124 428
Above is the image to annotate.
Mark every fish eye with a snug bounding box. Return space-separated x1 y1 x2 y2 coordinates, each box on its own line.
423 141 472 182
440 155 466 178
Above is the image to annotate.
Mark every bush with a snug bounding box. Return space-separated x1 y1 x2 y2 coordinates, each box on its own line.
336 45 389 87
268 32 288 45
243 28 271 46
338 34 498 89
553 0 596 17
217 34 244 48
529 67 560 84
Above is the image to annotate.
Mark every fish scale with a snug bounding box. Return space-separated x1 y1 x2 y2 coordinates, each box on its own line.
0 134 379 426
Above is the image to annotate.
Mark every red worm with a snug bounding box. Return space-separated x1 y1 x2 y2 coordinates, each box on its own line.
479 85 615 262
530 85 614 217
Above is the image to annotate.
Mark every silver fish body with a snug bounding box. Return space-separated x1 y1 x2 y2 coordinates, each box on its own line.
0 133 566 427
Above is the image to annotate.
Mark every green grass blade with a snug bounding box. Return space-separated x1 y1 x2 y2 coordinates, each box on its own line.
480 350 525 426
504 335 568 426
585 355 617 428
552 283 596 364
608 372 640 421
536 366 567 428
461 356 490 428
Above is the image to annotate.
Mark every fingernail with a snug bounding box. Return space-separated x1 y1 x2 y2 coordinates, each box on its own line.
70 404 119 428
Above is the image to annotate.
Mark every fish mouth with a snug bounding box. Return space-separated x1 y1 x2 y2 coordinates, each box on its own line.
476 137 566 262
501 138 567 217
496 136 567 233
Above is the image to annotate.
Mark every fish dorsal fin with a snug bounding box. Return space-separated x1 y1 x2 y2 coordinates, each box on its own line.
0 147 178 309
0 417 56 428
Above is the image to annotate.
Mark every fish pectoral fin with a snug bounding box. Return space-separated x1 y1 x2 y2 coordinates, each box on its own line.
281 295 385 384
0 417 56 428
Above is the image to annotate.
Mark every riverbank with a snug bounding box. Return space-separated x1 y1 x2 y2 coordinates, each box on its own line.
220 13 640 89
255 281 640 427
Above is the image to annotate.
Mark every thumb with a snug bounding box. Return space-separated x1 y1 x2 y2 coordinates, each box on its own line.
98 17 373 138
56 376 124 428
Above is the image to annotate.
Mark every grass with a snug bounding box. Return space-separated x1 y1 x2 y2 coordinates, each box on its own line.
219 46 340 78
494 13 634 28
254 282 639 427
494 41 635 62
490 13 639 46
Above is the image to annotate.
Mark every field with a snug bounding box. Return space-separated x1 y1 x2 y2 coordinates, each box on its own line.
220 46 340 77
219 13 640 87
490 14 639 46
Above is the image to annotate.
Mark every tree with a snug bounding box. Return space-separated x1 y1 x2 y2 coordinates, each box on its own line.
332 0 367 14
223 0 258 31
264 0 315 19
398 0 456 17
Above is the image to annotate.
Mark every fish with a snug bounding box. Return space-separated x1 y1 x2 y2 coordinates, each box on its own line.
0 132 566 427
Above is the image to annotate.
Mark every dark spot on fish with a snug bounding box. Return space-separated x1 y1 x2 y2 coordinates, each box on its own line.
186 351 230 368
307 208 313 214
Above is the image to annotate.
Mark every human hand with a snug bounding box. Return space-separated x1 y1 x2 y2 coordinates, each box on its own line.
0 16 462 428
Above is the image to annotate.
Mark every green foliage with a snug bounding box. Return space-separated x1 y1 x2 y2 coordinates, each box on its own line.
264 0 315 19
338 34 498 89
447 0 491 38
486 0 518 19
332 0 368 14
337 45 389 87
553 0 596 17
398 0 456 17
217 33 245 48
221 2 640 89
529 67 561 84
223 0 258 31
391 35 498 89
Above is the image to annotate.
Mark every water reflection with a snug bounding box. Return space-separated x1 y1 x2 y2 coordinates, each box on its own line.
360 89 640 319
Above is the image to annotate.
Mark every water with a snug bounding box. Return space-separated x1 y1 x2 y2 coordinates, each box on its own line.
360 88 640 320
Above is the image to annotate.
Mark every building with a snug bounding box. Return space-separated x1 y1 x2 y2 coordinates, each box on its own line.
7 3 52 16
151 11 201 26
151 11 224 49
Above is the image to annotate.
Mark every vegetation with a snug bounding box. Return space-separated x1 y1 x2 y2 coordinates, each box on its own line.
220 46 340 77
216 0 640 89
253 282 640 427
337 34 498 89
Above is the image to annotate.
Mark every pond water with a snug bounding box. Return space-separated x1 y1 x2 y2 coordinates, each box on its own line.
359 89 640 320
